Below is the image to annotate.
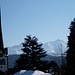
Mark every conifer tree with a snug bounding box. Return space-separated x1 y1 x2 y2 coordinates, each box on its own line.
15 35 47 70
66 18 75 75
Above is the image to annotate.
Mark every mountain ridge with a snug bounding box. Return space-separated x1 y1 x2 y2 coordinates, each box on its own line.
8 39 67 56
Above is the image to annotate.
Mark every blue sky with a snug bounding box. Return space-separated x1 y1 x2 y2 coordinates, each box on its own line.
0 0 75 47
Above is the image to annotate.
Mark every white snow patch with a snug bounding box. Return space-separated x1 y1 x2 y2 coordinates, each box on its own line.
14 70 52 75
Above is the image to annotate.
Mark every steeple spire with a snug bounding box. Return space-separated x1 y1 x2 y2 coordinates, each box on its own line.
0 8 8 73
0 9 4 53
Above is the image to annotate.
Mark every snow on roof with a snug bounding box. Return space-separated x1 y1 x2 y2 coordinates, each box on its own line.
14 70 51 75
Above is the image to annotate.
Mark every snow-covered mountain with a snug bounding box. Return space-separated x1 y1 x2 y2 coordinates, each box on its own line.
8 44 23 55
8 39 67 56
42 39 67 56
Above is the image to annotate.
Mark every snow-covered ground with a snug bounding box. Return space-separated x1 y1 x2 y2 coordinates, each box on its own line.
14 70 52 75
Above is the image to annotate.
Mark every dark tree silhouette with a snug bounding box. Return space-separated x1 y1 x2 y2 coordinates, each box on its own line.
15 35 47 70
65 18 75 75
48 61 59 75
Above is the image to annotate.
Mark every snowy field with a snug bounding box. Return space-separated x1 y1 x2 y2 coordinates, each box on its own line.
14 70 52 75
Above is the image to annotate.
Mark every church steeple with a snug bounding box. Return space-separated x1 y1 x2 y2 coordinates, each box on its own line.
0 8 8 73
0 9 4 54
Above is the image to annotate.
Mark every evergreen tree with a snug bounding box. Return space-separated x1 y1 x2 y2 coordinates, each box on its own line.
65 18 75 75
15 35 47 70
48 61 59 75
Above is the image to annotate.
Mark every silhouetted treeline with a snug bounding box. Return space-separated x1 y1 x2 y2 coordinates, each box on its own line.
65 18 75 75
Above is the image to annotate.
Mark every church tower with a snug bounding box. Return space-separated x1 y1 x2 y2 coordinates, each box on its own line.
0 9 8 73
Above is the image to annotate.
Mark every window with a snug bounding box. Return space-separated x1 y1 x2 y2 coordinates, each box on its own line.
0 58 5 65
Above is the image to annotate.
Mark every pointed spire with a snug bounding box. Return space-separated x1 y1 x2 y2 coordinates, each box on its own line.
0 8 1 18
0 8 4 54
0 8 1 25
